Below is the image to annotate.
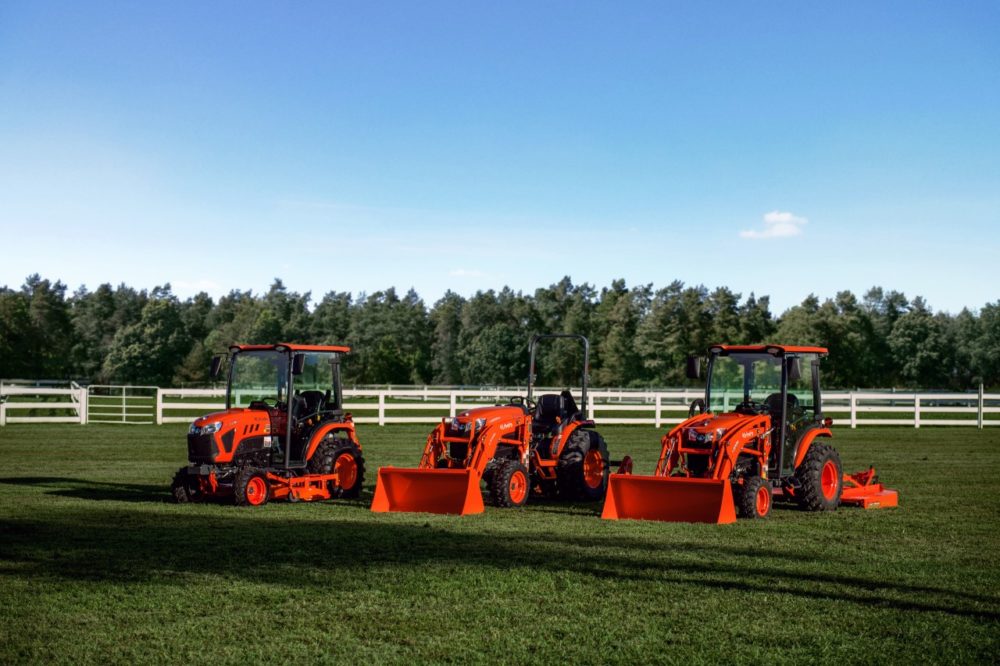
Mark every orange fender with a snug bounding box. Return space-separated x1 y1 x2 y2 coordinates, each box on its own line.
304 421 360 462
792 427 833 470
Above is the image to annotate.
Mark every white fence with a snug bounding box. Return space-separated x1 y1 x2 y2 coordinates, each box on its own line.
3 381 998 428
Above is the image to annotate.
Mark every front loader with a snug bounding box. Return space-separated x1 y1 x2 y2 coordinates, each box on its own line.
372 334 611 515
602 345 898 523
170 344 365 506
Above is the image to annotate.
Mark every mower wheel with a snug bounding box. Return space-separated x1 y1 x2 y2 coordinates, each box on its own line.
490 459 529 508
308 439 366 499
234 467 269 506
170 467 200 503
794 443 843 511
557 429 610 501
735 476 771 519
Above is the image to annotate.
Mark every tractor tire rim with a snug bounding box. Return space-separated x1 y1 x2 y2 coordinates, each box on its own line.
821 460 839 500
335 455 357 490
246 477 267 506
509 470 527 504
756 485 771 516
583 449 605 489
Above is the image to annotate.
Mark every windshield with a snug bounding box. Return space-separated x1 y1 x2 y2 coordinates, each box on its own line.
706 353 783 413
294 353 338 394
228 351 288 408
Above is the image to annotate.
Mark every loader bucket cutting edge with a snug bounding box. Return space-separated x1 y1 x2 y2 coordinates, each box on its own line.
371 467 485 515
601 474 737 524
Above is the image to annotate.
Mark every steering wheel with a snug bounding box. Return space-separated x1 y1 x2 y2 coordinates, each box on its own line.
688 399 707 417
736 399 760 414
509 396 536 412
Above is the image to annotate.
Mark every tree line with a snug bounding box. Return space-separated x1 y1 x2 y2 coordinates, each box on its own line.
1 274 998 390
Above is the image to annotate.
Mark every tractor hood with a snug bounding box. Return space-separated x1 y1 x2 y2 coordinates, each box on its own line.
682 412 767 445
446 404 527 435
190 408 272 435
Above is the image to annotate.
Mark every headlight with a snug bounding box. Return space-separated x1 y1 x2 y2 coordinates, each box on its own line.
191 421 223 436
474 418 486 431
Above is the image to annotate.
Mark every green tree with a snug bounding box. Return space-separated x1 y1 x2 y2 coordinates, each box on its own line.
102 286 193 385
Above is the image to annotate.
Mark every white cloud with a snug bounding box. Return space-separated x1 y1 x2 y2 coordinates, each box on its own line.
740 210 808 239
449 268 486 278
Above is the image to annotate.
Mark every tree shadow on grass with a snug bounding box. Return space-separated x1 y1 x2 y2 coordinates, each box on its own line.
0 507 997 623
0 476 167 503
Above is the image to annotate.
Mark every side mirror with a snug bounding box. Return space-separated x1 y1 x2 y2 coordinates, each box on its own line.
788 358 802 383
685 356 701 380
209 355 223 379
292 353 306 376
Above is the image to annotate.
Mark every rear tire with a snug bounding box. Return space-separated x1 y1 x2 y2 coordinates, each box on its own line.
556 429 609 501
308 438 366 499
795 443 842 511
735 476 771 519
234 467 269 506
490 460 529 508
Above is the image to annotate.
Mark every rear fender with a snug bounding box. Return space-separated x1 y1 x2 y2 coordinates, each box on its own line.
792 427 833 470
551 420 587 457
304 421 359 461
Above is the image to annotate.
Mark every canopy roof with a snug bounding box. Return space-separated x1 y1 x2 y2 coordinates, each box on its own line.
229 343 351 354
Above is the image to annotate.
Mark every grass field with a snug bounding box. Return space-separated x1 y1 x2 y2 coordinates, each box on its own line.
0 424 998 664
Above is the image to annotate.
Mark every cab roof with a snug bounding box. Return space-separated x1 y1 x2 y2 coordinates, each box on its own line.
230 343 351 354
710 344 828 355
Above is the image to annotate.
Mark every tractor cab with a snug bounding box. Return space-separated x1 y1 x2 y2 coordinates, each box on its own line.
699 345 826 478
193 343 350 469
174 342 365 506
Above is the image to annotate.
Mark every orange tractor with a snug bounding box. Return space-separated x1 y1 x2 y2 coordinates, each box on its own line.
372 334 611 515
602 345 898 523
170 343 365 506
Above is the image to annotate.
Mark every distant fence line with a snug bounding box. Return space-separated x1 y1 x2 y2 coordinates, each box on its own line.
1 379 997 429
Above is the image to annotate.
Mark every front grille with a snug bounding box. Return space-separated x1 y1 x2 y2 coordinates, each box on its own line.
187 433 218 463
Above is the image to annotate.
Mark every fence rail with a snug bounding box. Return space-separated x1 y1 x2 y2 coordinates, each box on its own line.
2 381 997 428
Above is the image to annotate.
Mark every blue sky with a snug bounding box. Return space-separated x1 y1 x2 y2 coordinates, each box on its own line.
1 1 998 314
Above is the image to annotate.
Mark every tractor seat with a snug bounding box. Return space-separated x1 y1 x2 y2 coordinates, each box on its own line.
764 392 798 416
560 390 580 421
534 394 563 426
294 390 327 419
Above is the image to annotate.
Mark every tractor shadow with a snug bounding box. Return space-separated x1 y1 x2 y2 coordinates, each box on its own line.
1 506 997 624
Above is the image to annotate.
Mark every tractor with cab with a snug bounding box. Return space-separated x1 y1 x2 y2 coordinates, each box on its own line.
171 343 364 506
602 344 898 523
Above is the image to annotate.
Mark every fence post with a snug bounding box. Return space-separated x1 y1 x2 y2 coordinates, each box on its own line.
654 394 662 429
156 388 164 425
850 393 857 429
979 383 985 429
78 387 88 425
449 392 457 418
914 394 921 429
378 392 386 426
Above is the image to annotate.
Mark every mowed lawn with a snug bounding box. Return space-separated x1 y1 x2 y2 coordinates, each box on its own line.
0 423 997 664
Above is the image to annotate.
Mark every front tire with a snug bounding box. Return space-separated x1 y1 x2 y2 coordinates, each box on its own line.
735 475 771 519
490 459 529 508
234 467 269 506
795 443 842 511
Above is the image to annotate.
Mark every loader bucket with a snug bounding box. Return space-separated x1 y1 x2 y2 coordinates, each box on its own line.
371 467 485 515
601 474 737 524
